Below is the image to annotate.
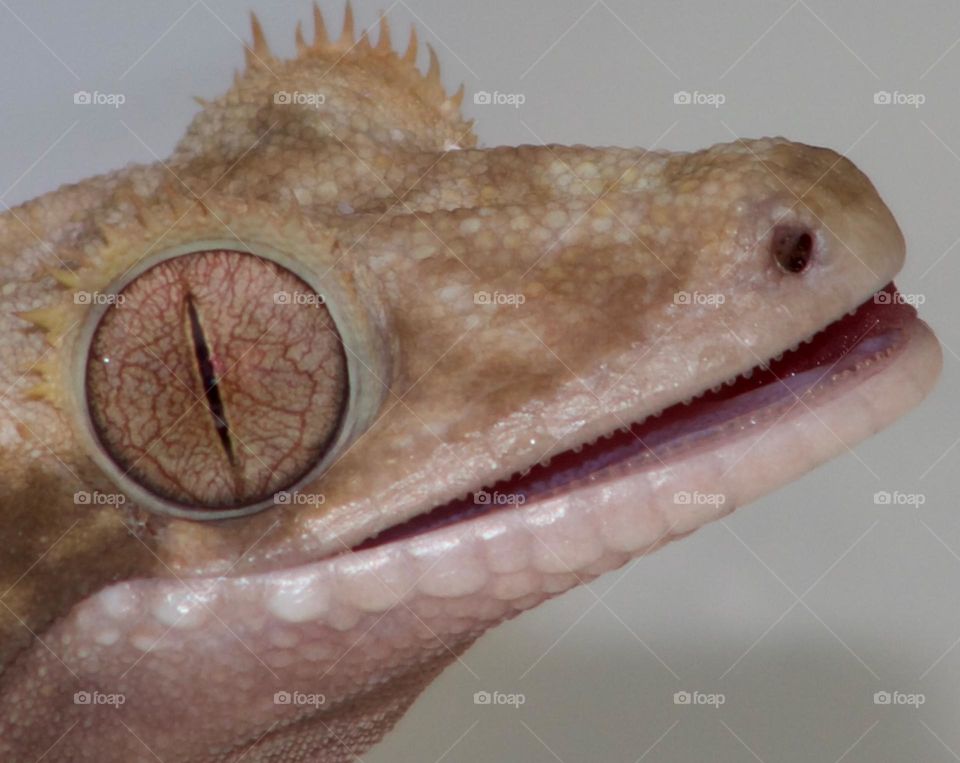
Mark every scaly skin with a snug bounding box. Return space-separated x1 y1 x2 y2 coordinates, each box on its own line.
0 6 941 761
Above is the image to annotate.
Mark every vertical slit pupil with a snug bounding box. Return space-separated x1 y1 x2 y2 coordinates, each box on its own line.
186 294 234 464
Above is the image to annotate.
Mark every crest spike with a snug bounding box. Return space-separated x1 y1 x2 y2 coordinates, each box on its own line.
340 1 356 45
377 13 392 52
403 26 418 64
16 306 65 333
250 13 270 57
24 382 57 402
245 13 272 68
44 267 80 289
313 2 330 46
426 44 441 86
294 20 308 54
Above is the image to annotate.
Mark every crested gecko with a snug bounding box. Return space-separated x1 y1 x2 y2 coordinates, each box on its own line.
0 5 942 761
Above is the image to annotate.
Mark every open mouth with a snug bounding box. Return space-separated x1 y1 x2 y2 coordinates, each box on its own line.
355 283 917 551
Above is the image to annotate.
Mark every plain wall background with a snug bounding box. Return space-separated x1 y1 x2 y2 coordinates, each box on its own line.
1 2 957 760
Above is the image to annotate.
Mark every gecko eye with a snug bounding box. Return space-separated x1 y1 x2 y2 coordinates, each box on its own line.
82 249 347 519
771 225 814 274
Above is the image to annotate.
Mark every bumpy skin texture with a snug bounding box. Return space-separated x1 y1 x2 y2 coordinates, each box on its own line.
0 7 939 762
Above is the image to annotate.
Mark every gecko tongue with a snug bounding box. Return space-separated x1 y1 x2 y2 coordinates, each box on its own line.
356 283 915 549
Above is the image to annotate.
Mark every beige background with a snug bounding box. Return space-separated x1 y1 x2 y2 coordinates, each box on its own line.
1 1 958 760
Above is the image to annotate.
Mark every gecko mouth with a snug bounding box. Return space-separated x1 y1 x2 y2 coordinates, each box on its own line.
356 283 917 550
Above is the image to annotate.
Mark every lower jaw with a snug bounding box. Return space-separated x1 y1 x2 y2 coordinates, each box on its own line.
0 287 942 761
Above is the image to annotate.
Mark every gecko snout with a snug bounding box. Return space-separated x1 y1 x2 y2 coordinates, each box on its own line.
737 139 906 295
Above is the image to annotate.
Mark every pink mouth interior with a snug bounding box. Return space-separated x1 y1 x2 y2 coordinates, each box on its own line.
354 284 916 551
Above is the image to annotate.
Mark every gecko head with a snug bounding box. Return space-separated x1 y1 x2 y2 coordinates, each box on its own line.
0 134 939 760
0 10 939 760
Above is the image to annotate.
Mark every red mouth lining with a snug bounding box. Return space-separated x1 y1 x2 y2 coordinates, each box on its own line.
354 284 916 551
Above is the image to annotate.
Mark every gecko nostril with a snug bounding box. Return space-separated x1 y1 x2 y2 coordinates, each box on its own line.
771 226 814 274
